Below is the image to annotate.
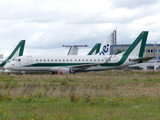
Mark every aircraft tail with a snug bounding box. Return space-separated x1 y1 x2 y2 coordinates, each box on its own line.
87 43 101 55
67 46 78 55
88 34 112 55
99 34 112 55
123 31 148 58
0 40 25 67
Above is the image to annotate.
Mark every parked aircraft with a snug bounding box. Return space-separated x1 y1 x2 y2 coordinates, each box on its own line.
4 33 111 73
4 31 149 74
0 40 25 69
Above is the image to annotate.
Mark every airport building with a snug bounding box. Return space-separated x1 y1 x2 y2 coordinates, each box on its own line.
109 30 160 70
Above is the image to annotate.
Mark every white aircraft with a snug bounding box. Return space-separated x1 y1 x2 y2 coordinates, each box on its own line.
4 31 149 74
0 40 25 69
4 34 111 74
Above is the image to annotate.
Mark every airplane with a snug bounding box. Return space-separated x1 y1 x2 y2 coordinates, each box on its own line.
4 31 149 74
0 40 25 70
4 34 111 74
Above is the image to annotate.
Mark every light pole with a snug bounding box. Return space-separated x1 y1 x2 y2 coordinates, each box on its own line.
154 42 157 60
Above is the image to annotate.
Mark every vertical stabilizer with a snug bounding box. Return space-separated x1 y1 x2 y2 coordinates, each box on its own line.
0 40 25 67
99 34 112 55
88 34 112 56
87 43 101 55
123 31 148 58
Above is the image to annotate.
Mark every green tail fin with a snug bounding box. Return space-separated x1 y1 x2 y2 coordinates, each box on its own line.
123 31 148 58
87 43 101 55
0 40 25 67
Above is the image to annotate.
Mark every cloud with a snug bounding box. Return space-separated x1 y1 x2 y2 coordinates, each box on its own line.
111 0 159 9
0 0 160 57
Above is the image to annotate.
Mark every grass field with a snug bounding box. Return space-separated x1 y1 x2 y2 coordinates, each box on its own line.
0 70 160 120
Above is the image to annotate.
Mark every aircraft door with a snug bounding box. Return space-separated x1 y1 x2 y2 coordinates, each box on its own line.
27 56 33 65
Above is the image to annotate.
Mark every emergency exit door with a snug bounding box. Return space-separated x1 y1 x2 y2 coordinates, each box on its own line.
27 56 32 65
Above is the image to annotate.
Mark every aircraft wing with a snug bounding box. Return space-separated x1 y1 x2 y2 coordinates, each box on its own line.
130 57 154 62
70 55 112 69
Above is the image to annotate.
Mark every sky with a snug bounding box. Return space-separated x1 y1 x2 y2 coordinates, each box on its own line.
0 0 160 57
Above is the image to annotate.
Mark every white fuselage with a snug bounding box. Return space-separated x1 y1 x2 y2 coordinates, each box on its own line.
4 54 137 74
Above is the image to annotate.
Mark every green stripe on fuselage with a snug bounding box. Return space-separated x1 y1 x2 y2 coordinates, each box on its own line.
23 63 94 67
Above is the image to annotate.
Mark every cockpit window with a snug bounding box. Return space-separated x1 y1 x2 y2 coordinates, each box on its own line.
12 58 21 61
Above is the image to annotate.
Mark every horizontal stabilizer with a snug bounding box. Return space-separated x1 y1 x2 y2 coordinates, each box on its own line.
63 45 88 47
130 57 154 62
63 45 88 55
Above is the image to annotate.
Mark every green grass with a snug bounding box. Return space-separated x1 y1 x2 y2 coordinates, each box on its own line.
0 70 160 119
0 96 160 119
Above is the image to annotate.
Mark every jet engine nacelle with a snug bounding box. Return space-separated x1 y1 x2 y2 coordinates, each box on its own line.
49 67 74 74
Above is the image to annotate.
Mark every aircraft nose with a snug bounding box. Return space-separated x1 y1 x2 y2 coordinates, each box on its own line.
4 62 12 70
4 64 8 69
